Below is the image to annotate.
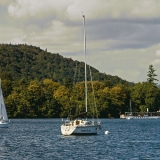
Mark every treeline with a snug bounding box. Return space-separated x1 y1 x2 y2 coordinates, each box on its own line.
1 76 160 118
0 44 160 118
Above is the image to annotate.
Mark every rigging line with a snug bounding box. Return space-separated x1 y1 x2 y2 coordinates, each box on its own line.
73 19 83 94
73 24 83 85
73 62 78 85
87 54 99 120
72 21 84 116
73 14 84 85
89 65 98 119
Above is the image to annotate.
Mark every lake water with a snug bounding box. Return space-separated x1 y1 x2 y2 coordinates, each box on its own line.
0 119 160 160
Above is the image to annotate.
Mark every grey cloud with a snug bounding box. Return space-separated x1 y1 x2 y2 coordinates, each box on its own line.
25 15 56 30
85 17 160 50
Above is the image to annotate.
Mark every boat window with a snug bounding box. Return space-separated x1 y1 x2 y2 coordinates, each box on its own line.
85 121 91 125
76 121 80 125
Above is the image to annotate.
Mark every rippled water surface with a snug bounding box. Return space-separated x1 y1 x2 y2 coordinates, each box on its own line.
0 119 160 160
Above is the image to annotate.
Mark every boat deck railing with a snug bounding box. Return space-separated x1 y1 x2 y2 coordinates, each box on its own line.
125 112 160 117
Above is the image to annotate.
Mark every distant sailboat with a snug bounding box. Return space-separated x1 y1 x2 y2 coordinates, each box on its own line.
61 15 101 135
0 79 9 128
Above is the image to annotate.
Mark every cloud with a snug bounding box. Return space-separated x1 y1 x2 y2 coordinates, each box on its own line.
0 0 11 6
8 0 50 18
8 0 71 18
113 69 141 82
156 50 160 57
66 0 160 20
151 50 160 66
152 59 160 65
25 20 82 54
0 26 26 44
7 0 160 20
10 35 27 44
152 50 160 66
7 0 160 52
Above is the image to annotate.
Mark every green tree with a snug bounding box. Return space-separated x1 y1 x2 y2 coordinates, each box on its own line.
131 82 145 112
147 64 159 85
5 79 30 118
144 82 159 112
26 80 46 117
109 85 127 117
54 85 70 117
42 79 61 117
96 87 110 117
131 82 159 112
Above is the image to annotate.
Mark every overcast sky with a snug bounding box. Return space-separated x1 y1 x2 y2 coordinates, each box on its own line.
1 0 160 83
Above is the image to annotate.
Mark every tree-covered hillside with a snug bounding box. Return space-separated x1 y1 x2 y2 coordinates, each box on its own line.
0 44 133 86
2 44 159 119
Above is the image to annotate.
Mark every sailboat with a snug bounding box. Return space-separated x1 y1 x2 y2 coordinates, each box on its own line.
61 15 101 136
0 79 9 128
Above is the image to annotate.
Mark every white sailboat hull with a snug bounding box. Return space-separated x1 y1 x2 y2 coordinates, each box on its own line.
0 121 9 128
61 124 99 136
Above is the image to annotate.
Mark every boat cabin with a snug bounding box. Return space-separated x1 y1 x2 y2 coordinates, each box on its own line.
63 119 92 126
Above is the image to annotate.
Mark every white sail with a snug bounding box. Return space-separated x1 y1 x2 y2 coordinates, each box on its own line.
0 79 9 127
0 84 8 121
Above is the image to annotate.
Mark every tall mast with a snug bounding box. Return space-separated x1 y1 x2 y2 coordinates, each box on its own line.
130 99 132 115
83 15 87 113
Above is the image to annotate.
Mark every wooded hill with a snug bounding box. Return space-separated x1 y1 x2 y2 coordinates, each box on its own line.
0 44 133 86
1 44 159 119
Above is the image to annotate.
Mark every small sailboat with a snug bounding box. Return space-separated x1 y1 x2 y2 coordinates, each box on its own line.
61 15 101 135
0 79 9 128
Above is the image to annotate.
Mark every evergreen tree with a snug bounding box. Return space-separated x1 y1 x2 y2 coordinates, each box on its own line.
147 65 159 85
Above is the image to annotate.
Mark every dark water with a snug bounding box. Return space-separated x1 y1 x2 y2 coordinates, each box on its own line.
0 119 160 160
